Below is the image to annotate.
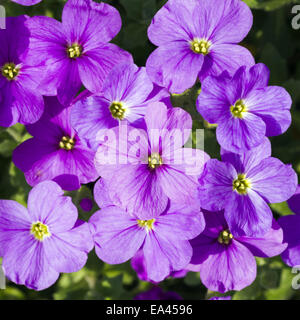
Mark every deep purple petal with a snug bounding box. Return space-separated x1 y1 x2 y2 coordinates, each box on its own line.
278 215 300 267
288 185 300 214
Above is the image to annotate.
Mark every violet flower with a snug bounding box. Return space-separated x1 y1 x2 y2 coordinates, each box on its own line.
25 0 132 105
12 96 98 191
146 0 254 93
90 178 205 283
94 102 210 218
199 138 298 236
197 64 292 153
0 16 44 127
0 181 93 291
189 210 287 293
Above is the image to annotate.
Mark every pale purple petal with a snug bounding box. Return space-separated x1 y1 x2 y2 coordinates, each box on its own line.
225 189 273 237
248 157 298 203
78 43 133 94
90 207 146 264
246 86 292 136
198 240 256 293
62 0 121 47
44 220 93 273
27 181 78 233
199 159 237 212
237 219 287 258
216 112 266 153
146 42 204 94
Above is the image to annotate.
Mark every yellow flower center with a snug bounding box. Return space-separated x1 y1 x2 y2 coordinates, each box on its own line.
109 102 126 120
218 229 233 245
1 63 20 80
137 219 156 231
230 99 247 118
190 38 211 55
59 136 75 150
148 153 163 170
67 43 83 59
30 221 51 241
233 174 251 195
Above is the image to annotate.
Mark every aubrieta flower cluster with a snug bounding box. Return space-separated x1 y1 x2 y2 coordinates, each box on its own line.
0 0 299 296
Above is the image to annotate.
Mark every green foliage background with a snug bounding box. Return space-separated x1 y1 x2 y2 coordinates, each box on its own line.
0 0 300 300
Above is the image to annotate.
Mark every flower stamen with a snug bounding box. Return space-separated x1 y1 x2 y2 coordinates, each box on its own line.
148 153 163 170
109 102 126 120
218 229 233 245
137 219 156 231
230 99 247 118
67 44 83 59
1 63 20 80
190 38 211 55
59 136 75 150
233 174 251 195
30 221 51 241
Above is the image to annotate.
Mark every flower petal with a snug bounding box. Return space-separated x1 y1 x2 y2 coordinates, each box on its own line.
44 220 93 273
90 207 145 264
246 86 292 136
146 42 204 94
225 189 273 237
216 112 266 153
237 219 287 258
248 157 298 203
27 181 78 233
78 43 133 94
198 240 257 293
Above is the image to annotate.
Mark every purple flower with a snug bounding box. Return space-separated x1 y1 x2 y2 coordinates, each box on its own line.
199 138 298 236
0 181 93 291
188 210 287 293
197 64 292 153
90 178 205 283
146 0 254 94
71 63 170 150
287 185 300 215
94 102 210 218
278 215 300 267
0 16 44 127
131 249 188 282
25 0 132 105
135 286 182 300
12 96 98 191
11 0 42 5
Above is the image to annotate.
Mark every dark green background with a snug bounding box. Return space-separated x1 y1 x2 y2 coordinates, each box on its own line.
0 0 300 300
